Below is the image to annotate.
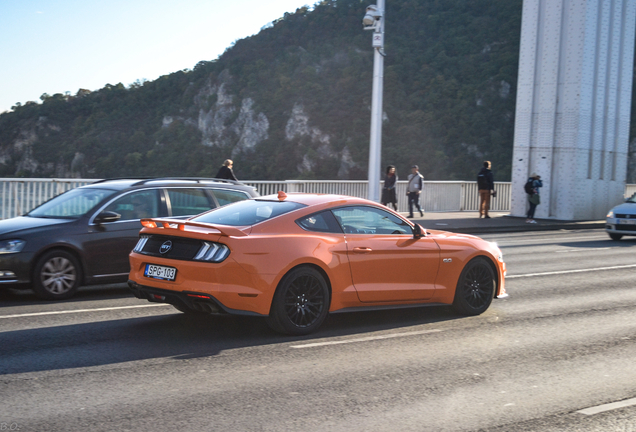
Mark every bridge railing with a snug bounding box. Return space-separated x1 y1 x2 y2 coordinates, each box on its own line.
0 178 633 220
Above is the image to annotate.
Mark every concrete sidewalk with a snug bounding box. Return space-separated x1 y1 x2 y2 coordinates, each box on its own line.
401 211 606 235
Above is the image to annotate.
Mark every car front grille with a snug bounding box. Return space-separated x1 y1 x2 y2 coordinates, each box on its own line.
616 214 636 219
614 224 636 231
136 235 203 260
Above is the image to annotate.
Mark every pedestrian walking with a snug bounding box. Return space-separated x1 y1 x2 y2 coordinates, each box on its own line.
215 159 238 181
477 161 495 218
406 165 424 218
525 173 543 223
381 165 398 211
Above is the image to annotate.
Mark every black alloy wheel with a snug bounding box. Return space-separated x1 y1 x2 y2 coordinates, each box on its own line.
452 257 496 315
32 250 82 300
266 267 330 335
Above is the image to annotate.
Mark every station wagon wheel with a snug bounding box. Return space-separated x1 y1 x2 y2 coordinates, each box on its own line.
32 250 82 300
452 257 495 315
266 267 330 335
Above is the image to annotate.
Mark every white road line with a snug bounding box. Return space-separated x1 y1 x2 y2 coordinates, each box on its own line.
290 329 442 349
577 397 636 416
506 264 636 279
0 303 171 319
496 235 608 246
554 247 612 253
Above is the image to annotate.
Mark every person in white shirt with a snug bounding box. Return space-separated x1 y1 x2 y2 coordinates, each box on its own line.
406 165 424 218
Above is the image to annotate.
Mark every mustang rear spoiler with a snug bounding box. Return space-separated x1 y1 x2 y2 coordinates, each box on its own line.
140 218 248 237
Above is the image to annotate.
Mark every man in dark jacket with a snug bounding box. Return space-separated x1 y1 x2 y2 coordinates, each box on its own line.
477 161 494 218
215 159 238 181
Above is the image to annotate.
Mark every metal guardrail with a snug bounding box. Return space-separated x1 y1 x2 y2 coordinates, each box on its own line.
245 180 512 213
0 178 633 220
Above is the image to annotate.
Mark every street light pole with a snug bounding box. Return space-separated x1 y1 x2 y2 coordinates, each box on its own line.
363 1 385 202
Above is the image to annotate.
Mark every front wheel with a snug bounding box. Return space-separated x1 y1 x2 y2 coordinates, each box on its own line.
266 267 330 335
32 250 82 300
452 257 495 315
609 233 623 241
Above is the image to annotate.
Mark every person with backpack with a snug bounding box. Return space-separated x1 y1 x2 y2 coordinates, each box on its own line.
525 173 543 223
477 161 494 218
406 165 424 218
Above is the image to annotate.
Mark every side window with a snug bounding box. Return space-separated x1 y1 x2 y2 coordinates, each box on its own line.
297 211 343 233
332 206 412 235
212 189 251 207
103 190 159 221
167 188 214 217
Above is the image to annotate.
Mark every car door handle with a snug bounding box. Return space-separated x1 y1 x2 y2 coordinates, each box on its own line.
352 247 372 253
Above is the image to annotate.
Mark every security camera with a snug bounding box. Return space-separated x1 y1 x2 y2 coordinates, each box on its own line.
363 5 382 29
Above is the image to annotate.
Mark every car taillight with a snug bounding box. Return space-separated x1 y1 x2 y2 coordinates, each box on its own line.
193 242 230 262
133 235 149 253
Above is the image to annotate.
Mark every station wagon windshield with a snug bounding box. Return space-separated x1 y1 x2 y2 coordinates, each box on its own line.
28 188 116 219
192 199 306 226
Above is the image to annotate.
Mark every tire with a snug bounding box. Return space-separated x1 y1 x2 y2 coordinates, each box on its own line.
266 267 330 335
452 257 496 316
609 233 623 241
32 250 82 300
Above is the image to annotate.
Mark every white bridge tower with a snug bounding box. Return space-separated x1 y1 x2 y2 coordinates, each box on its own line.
511 0 636 220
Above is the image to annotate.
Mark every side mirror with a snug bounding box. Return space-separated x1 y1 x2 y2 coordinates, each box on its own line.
412 223 424 239
94 211 121 224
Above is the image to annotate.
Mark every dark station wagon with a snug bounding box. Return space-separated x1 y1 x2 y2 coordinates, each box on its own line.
0 178 258 300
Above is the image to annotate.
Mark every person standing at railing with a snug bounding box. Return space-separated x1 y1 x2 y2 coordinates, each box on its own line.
381 165 398 211
406 165 424 218
477 161 494 218
525 173 542 223
215 159 238 181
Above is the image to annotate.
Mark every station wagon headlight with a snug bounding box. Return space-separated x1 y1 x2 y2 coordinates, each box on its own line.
194 242 230 262
607 210 614 218
0 239 26 254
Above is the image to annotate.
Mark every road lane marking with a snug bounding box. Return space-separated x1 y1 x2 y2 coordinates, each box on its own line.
577 397 636 415
495 235 608 245
506 264 636 279
554 247 612 253
290 329 442 349
0 303 171 319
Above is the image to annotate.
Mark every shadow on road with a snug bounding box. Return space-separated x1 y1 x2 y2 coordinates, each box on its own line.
0 302 461 375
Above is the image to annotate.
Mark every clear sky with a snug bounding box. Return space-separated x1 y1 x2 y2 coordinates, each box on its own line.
0 0 314 114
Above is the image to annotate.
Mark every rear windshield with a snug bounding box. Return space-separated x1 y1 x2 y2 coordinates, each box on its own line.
192 199 305 226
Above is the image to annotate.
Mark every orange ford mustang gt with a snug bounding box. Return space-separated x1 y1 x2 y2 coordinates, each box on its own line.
128 192 507 335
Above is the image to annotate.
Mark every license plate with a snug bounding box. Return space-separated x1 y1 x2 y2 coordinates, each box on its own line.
619 219 636 225
144 264 177 281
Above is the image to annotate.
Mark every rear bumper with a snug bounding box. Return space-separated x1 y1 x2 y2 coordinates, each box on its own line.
127 280 266 317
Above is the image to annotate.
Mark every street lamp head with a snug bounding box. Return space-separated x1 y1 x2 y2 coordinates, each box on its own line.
363 5 382 29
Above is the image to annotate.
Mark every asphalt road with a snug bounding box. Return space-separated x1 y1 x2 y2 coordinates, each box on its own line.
1 229 636 431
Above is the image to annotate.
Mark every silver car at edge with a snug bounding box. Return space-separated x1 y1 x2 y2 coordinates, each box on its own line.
606 194 636 240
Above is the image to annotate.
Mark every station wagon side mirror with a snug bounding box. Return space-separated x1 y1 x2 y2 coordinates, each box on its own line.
412 223 424 239
94 211 121 224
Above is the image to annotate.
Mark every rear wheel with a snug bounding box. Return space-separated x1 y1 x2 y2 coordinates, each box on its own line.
609 233 623 241
266 267 330 335
452 257 495 315
32 250 82 300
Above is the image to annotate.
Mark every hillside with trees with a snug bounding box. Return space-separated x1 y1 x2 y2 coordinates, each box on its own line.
0 0 610 182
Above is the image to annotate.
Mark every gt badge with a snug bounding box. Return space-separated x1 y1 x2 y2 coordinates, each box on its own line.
160 240 173 254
